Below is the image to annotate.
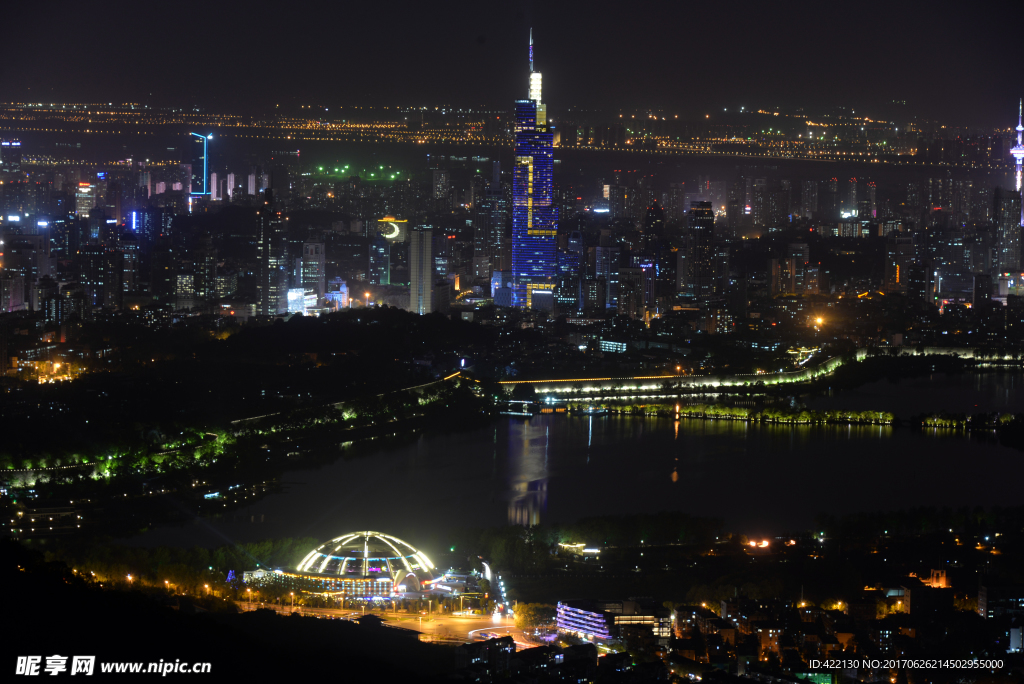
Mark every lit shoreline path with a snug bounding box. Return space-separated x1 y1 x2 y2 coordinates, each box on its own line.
499 346 1024 400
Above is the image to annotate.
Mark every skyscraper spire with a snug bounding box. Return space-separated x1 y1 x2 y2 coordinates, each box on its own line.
528 30 542 104
529 28 534 73
1012 99 1024 227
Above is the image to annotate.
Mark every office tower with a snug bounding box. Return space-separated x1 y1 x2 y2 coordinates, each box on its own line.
866 181 877 218
368 234 390 285
226 173 235 201
995 188 1022 273
511 31 558 308
689 201 715 300
883 234 915 294
247 173 257 197
1012 101 1024 227
210 173 219 201
189 132 212 195
256 192 286 315
75 183 95 218
302 242 326 299
408 227 434 315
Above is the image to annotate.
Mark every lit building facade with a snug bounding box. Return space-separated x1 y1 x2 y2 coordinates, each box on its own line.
75 183 94 218
557 601 613 641
511 33 558 308
409 226 434 314
1012 100 1024 228
189 132 212 195
245 531 436 598
302 242 326 299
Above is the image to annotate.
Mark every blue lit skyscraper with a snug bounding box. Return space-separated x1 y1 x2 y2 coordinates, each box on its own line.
511 30 558 308
189 132 213 195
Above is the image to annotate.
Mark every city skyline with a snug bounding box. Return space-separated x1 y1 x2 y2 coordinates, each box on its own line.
6 9 1024 680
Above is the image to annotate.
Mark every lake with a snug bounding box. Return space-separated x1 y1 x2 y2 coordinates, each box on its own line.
133 371 1024 551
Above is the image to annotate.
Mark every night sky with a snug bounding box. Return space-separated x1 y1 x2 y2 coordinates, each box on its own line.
2 0 1018 127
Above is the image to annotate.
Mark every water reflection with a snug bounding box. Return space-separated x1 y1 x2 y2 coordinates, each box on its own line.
130 378 1024 549
506 420 549 526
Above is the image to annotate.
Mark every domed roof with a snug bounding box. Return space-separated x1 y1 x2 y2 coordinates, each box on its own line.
295 531 434 581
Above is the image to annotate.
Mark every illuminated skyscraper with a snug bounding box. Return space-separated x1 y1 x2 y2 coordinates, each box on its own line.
1011 99 1024 227
189 133 213 195
368 234 390 285
511 30 558 308
257 191 286 315
408 226 434 315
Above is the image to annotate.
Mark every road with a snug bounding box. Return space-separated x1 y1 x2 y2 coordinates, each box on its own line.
239 604 534 648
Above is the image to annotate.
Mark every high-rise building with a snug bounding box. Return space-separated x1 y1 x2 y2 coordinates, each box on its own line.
995 188 1022 273
801 180 818 218
75 183 95 218
511 32 558 308
256 192 286 315
0 139 22 177
884 234 915 294
472 162 508 278
689 201 715 300
302 242 326 299
189 133 212 195
193 235 217 301
432 169 450 208
368 235 390 285
408 227 434 315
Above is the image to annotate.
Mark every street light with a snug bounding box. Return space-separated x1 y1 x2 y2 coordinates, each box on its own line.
364 292 370 307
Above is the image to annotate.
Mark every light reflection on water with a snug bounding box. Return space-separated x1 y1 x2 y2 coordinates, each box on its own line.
132 372 1024 548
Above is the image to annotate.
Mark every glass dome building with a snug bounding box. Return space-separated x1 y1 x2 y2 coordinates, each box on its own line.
251 531 436 597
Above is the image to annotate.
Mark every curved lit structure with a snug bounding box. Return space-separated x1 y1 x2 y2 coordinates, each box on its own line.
376 215 407 241
248 531 435 597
